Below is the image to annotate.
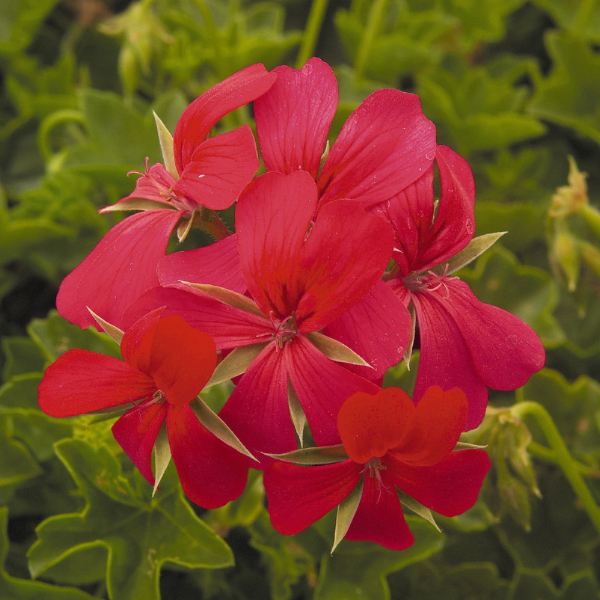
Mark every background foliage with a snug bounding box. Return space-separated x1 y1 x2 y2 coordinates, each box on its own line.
1 0 600 598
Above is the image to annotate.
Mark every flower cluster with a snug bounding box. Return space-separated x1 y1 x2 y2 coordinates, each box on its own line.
38 58 545 551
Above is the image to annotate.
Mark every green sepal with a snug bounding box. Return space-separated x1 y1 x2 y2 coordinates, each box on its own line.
205 343 268 388
397 489 441 533
439 232 506 275
288 381 307 447
403 305 417 369
100 198 174 213
153 111 177 178
305 332 370 367
190 396 256 461
152 423 171 496
332 477 364 554
176 211 195 242
86 309 124 345
184 282 264 317
455 441 487 450
266 445 349 465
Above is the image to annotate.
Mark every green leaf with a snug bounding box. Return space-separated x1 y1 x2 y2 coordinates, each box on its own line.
0 507 93 599
28 438 233 600
0 0 60 56
528 32 600 147
315 517 444 600
0 416 41 491
1 336 46 381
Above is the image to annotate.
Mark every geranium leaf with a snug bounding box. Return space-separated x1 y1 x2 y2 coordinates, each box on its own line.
0 507 93 600
0 416 42 491
27 438 233 600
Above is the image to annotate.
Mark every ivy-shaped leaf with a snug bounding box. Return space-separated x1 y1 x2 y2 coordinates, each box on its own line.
528 31 600 147
28 438 233 600
0 507 92 599
314 517 443 600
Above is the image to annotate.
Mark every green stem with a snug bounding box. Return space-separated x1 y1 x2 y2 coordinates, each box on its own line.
511 401 600 536
199 209 232 240
37 109 87 164
296 0 330 68
354 0 388 80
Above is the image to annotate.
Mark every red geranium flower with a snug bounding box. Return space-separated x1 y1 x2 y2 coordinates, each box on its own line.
263 386 491 551
383 145 545 429
57 64 276 330
38 311 249 508
124 171 410 460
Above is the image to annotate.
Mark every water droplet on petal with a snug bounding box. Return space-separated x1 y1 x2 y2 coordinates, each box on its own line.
426 151 435 160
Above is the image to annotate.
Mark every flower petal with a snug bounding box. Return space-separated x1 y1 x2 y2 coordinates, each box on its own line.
56 209 181 330
263 460 362 535
111 401 168 485
175 125 259 210
296 200 394 330
173 63 276 173
122 284 272 350
117 162 177 206
158 235 246 294
386 449 491 516
414 145 476 272
236 171 317 318
218 342 297 460
390 386 469 466
323 280 411 380
409 285 489 430
167 404 249 508
254 57 338 179
337 387 413 464
440 279 546 391
287 336 379 447
38 349 156 417
344 471 415 551
318 89 436 209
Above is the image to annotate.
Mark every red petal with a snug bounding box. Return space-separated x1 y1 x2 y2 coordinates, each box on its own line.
323 280 411 380
118 162 177 206
218 342 297 460
173 64 276 173
38 349 156 417
158 235 247 294
414 146 476 271
112 401 167 485
318 89 436 209
440 279 545 391
410 287 489 430
390 386 468 466
296 200 394 331
167 404 249 508
345 471 414 551
337 387 414 464
122 285 272 350
56 209 181 330
287 336 379 447
254 57 338 179
386 449 491 516
175 126 259 210
120 307 164 373
263 460 362 535
235 171 317 318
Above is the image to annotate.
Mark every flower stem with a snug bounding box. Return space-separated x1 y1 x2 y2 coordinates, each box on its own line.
510 401 600 536
200 210 232 240
354 0 388 80
296 0 330 68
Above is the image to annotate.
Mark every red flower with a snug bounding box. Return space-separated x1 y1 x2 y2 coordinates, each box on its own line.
254 57 436 211
263 386 491 551
56 64 276 330
124 171 410 460
384 145 545 429
38 311 249 508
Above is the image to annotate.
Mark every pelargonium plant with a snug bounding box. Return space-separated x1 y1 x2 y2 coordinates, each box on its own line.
37 57 545 552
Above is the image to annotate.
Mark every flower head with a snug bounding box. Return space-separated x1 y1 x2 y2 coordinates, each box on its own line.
263 386 491 551
38 311 249 508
